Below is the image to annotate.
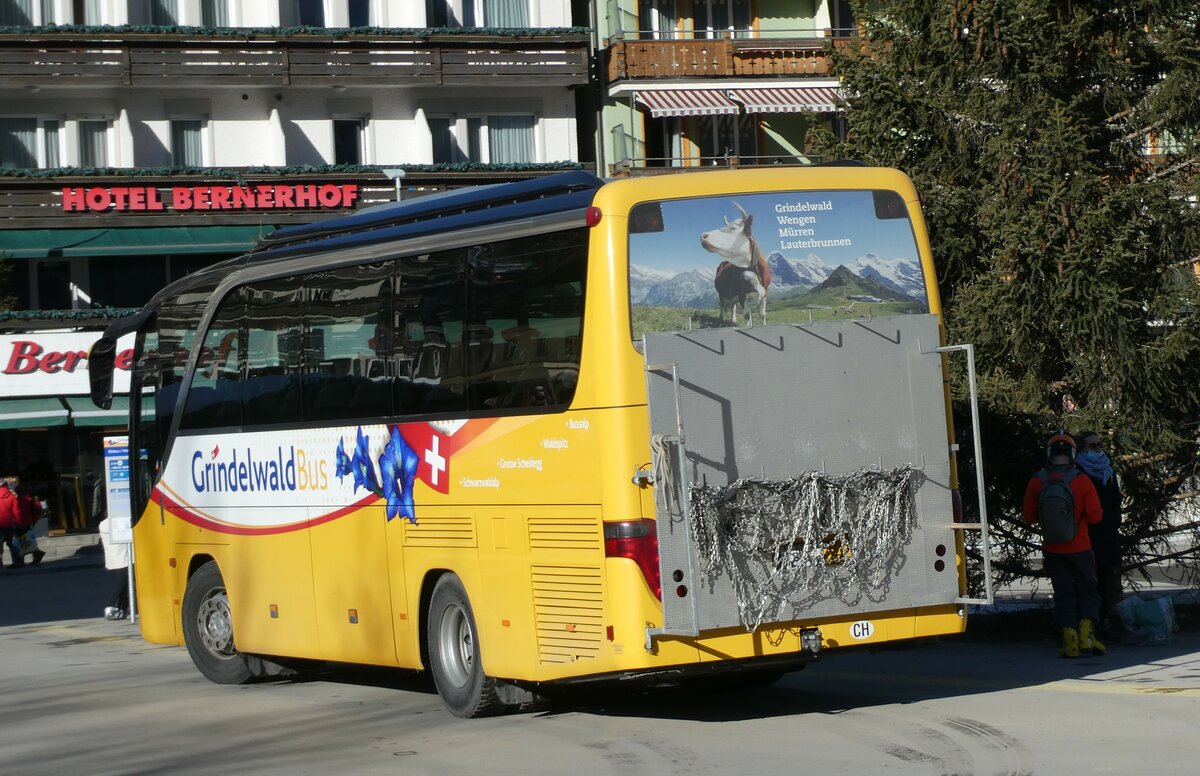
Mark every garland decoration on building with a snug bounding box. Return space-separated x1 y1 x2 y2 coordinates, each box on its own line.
0 162 585 179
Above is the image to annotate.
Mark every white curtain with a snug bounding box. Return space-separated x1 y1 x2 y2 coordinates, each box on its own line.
487 115 534 164
484 0 527 28
201 0 227 27
79 120 108 167
0 118 37 167
43 119 59 167
171 120 203 166
82 0 101 23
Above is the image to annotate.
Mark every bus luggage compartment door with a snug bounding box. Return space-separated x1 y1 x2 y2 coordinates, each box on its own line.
643 314 956 640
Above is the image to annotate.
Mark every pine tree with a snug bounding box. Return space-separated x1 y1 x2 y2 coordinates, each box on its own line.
815 1 1200 587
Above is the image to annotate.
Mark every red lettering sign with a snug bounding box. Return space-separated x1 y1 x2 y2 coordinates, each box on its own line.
63 183 362 213
4 341 41 374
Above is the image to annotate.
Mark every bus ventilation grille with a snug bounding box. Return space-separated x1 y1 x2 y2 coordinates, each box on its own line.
402 515 477 548
531 564 603 663
528 516 601 552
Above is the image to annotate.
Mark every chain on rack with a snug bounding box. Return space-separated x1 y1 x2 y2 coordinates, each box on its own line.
689 466 926 631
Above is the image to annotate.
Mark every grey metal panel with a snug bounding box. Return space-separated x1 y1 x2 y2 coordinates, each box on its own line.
645 315 957 635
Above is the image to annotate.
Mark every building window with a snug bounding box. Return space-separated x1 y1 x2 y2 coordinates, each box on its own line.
72 0 102 24
333 118 366 164
171 119 204 166
201 0 227 26
694 0 752 39
348 0 372 26
426 0 448 26
0 0 58 24
42 119 60 166
149 0 178 25
0 117 62 168
78 120 109 167
484 115 534 163
429 117 458 163
694 114 758 164
639 0 677 40
483 0 527 27
298 0 325 26
0 118 37 167
435 115 535 164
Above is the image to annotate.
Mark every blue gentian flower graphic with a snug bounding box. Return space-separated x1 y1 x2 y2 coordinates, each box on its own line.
350 426 381 494
334 437 352 482
379 426 419 523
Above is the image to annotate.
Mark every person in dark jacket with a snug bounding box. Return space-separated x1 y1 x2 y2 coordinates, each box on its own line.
1023 432 1104 657
1075 430 1122 635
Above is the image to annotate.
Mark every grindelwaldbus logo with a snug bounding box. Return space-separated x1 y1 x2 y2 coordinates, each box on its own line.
191 444 328 493
162 422 466 531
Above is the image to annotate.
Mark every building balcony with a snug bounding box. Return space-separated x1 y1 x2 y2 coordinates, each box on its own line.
0 28 591 89
605 31 854 84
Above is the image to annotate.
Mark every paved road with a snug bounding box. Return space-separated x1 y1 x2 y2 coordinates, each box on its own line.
2 557 1198 775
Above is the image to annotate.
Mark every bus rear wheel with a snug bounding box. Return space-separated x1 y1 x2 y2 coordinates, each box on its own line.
182 561 254 684
427 574 506 718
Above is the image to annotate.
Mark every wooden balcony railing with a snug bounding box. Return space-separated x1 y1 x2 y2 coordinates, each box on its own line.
0 31 590 88
606 34 854 83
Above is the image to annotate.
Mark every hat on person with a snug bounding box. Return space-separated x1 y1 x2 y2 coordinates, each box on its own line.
1046 431 1076 461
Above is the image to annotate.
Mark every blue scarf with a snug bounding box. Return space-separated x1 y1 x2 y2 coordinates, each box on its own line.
1077 450 1114 485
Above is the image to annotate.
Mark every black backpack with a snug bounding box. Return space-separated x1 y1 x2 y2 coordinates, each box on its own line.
1037 469 1078 543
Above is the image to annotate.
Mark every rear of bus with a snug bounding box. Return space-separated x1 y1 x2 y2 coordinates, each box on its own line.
590 166 979 681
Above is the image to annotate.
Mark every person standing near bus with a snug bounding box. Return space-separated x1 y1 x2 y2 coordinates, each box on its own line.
1075 430 1123 637
98 515 131 620
1023 432 1105 657
0 479 23 569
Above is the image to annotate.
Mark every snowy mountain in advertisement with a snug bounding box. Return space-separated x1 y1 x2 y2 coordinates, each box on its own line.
631 253 923 307
847 254 925 299
629 264 677 304
640 267 719 308
766 252 831 290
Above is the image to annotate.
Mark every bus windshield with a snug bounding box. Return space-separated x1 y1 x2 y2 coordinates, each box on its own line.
628 189 929 338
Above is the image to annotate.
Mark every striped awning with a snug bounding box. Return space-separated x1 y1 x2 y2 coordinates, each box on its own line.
634 89 740 118
729 86 844 113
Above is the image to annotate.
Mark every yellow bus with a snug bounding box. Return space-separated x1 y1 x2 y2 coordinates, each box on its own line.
89 166 991 717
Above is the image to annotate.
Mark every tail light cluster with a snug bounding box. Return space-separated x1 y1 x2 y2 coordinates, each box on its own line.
603 519 662 600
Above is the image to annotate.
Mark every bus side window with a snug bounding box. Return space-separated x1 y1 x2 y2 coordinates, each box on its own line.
180 287 245 431
303 262 394 423
243 279 304 428
393 250 467 417
465 229 587 412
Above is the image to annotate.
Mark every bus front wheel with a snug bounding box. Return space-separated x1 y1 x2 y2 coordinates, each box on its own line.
182 561 254 684
427 574 506 718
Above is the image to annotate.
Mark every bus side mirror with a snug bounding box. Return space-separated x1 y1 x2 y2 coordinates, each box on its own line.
89 337 117 410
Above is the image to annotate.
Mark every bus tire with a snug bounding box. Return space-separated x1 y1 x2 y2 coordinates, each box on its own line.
427 574 506 718
182 561 254 685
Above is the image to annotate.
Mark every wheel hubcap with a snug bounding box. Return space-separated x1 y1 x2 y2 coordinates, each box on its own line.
437 603 473 687
197 588 236 659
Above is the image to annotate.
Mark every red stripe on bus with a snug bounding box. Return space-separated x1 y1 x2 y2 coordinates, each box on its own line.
151 488 379 536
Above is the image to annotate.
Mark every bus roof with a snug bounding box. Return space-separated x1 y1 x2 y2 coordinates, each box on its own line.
140 170 603 308
250 169 604 260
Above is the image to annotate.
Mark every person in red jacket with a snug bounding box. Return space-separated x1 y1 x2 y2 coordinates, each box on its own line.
0 479 23 569
14 485 46 565
1023 432 1104 657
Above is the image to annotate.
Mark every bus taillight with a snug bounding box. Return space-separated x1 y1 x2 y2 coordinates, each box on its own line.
604 519 661 600
586 206 602 227
952 489 965 523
